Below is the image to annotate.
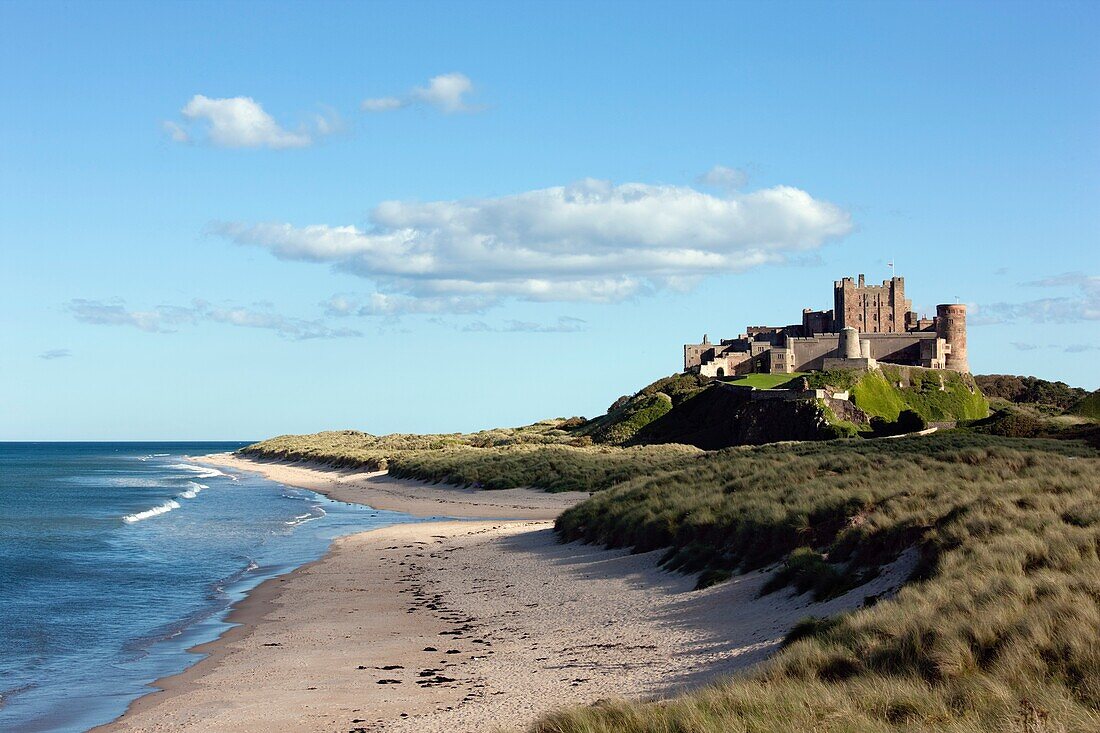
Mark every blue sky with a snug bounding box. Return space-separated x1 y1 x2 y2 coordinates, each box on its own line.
2 0 1097 440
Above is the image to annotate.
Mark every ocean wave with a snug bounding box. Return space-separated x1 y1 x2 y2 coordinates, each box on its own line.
122 499 181 524
284 507 327 526
168 463 231 480
177 481 208 499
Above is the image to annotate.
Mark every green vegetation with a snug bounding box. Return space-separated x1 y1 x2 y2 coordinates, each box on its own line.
538 433 1100 733
807 367 989 423
240 420 582 471
388 443 701 493
975 374 1088 412
1072 390 1100 420
578 373 712 444
723 372 807 389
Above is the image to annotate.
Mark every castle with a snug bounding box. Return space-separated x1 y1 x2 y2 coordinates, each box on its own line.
684 274 969 377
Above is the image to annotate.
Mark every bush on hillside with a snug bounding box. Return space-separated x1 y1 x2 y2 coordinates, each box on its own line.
975 374 1087 411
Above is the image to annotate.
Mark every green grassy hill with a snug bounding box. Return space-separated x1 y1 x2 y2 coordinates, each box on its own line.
536 433 1099 733
1072 390 1100 420
807 366 989 423
575 372 712 444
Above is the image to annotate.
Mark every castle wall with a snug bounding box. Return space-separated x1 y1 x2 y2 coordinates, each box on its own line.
789 334 841 371
683 273 969 375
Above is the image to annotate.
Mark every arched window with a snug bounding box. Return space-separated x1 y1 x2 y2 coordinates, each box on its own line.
716 367 725 378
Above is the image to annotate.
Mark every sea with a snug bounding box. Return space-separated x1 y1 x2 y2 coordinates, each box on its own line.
0 442 425 733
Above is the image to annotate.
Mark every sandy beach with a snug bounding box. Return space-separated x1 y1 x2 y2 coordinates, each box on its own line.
197 453 590 520
100 455 916 733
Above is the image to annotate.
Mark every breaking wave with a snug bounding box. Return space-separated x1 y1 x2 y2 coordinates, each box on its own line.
177 481 207 500
168 463 235 480
285 507 326 526
122 500 181 524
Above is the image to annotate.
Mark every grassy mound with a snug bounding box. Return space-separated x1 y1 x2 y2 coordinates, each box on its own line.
630 385 848 449
387 443 701 493
240 424 703 493
240 420 580 471
807 367 988 423
539 433 1099 732
722 372 807 389
578 373 712 444
1072 390 1100 420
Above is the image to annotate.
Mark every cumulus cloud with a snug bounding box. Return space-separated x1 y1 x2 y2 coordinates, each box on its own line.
214 178 851 311
67 299 359 340
362 72 478 113
975 272 1100 324
165 95 332 148
696 165 748 190
39 348 72 360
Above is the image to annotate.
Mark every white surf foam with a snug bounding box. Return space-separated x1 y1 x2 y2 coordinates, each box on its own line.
285 507 327 526
177 481 207 499
168 463 230 480
122 499 181 524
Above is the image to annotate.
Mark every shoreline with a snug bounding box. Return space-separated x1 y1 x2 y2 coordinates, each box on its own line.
197 452 589 520
100 455 918 733
96 455 589 732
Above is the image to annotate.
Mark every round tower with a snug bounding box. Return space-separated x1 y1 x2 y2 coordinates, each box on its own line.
838 327 862 359
936 304 968 372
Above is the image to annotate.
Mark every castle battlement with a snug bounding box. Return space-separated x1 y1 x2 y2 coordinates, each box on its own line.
684 273 968 377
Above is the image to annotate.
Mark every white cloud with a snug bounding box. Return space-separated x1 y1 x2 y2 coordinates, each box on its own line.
323 293 494 317
696 165 748 190
67 299 359 340
975 272 1100 324
462 317 587 333
362 72 478 114
361 96 405 112
163 120 190 143
39 348 72 360
214 178 852 308
166 95 317 149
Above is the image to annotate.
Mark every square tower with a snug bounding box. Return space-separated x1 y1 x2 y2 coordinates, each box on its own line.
833 274 912 333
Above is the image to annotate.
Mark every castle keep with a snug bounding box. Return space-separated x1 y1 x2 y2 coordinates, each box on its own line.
684 274 969 377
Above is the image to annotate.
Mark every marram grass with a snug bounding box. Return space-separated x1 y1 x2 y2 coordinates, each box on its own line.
536 434 1099 732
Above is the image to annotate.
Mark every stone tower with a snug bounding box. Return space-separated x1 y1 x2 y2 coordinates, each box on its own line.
936 303 969 373
834 274 912 333
838 327 862 358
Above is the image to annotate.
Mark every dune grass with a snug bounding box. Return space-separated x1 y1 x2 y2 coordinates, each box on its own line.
239 420 583 471
535 433 1100 732
240 424 703 493
388 443 702 493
